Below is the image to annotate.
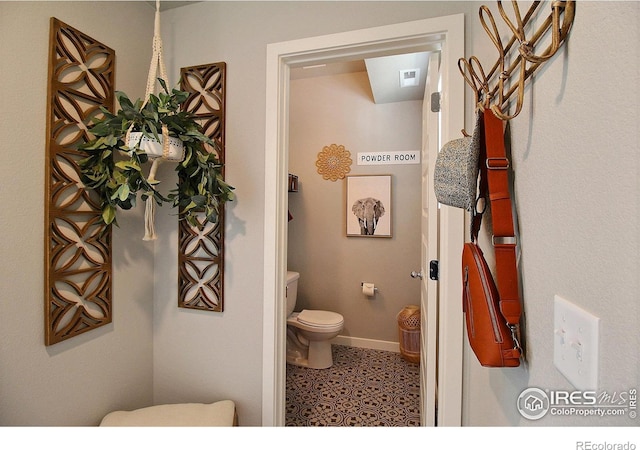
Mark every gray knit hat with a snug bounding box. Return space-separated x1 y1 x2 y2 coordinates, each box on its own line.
434 113 482 211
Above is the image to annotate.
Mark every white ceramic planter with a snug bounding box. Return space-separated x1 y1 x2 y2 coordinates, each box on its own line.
127 131 185 162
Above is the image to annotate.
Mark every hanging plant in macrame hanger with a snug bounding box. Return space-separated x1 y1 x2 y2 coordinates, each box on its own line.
78 0 235 240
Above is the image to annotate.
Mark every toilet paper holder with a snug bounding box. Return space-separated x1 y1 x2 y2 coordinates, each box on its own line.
361 282 378 293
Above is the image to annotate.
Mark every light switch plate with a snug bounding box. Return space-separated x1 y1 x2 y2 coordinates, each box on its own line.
553 295 599 390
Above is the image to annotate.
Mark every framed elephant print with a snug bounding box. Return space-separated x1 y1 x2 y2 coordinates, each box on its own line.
346 175 392 237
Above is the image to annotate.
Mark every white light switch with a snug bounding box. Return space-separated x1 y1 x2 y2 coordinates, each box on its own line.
553 295 599 390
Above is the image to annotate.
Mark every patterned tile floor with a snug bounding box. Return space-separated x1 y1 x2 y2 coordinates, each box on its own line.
285 344 420 426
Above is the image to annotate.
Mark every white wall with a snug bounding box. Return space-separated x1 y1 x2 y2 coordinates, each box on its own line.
0 2 155 425
461 1 639 426
288 70 422 344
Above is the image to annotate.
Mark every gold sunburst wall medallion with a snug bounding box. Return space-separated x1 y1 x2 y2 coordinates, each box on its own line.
316 144 352 181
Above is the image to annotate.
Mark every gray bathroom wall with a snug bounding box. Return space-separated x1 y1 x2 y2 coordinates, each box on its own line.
288 70 423 345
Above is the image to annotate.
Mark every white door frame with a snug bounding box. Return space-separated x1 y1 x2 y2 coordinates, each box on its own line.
263 14 465 426
421 51 441 426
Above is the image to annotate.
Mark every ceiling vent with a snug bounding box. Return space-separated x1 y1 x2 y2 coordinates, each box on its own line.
399 68 420 88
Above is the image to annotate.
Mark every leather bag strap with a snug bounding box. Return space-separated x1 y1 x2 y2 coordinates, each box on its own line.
482 110 521 326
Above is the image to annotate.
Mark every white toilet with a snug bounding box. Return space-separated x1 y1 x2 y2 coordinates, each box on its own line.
286 271 344 369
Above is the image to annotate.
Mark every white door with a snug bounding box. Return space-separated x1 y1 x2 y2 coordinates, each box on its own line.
420 51 441 426
263 15 465 426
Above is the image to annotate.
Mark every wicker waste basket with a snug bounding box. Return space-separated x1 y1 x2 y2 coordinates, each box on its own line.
397 305 420 363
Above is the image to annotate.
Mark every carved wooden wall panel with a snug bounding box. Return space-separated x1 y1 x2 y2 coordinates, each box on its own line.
178 63 226 311
45 18 114 345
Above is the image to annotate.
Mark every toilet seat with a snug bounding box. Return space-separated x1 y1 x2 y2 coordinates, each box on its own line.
296 309 344 328
286 309 344 369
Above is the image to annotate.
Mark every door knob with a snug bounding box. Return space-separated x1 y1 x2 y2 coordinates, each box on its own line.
410 271 423 279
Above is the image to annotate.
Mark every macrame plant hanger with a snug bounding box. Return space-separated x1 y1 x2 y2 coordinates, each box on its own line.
126 0 173 241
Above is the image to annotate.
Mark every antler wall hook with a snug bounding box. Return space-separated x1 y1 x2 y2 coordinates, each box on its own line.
459 0 575 122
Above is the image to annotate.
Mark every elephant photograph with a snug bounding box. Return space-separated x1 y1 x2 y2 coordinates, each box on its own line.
346 175 392 237
352 198 385 235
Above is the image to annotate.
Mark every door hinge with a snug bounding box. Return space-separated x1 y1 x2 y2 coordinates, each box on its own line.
430 91 441 112
429 260 439 281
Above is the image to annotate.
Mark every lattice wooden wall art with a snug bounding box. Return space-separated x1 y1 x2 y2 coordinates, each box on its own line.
178 63 227 311
44 18 115 345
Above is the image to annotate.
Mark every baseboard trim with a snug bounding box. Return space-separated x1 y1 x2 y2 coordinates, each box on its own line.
332 335 399 353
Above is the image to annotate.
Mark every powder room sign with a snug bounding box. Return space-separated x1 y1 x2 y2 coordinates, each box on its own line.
357 151 420 165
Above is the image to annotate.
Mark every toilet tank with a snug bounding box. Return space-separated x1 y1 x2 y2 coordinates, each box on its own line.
286 271 300 317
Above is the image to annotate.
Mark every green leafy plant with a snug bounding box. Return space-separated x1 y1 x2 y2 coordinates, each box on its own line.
78 79 235 228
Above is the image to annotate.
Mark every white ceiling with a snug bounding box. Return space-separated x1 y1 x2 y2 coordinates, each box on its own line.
365 52 432 104
290 52 433 104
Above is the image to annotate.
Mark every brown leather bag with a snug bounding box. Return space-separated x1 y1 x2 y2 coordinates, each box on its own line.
462 109 522 368
462 242 521 367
